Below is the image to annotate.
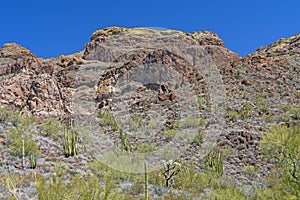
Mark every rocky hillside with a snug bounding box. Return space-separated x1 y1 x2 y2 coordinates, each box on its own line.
0 27 299 199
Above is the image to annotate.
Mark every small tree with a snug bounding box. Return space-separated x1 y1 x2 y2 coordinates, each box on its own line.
260 125 300 198
162 160 181 187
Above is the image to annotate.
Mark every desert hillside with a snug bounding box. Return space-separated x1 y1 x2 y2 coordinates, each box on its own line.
0 27 299 199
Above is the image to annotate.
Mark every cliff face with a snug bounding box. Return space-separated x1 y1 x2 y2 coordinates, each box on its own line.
0 27 241 119
0 27 299 183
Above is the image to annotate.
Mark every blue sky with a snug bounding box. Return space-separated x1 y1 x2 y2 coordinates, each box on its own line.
1 0 299 58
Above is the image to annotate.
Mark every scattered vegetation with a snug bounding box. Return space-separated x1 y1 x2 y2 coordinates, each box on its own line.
240 103 253 119
0 94 299 199
98 109 131 152
35 170 126 200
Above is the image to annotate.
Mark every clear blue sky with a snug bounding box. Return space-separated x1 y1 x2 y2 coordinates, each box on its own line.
1 0 299 58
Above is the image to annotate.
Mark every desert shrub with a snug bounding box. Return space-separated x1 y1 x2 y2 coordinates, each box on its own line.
210 186 248 200
290 107 300 120
0 107 10 122
255 96 268 113
7 127 39 157
39 118 64 139
240 103 253 119
136 142 156 153
192 129 205 146
128 116 144 131
98 109 119 131
164 129 177 141
242 165 258 177
276 113 291 122
226 109 239 121
175 116 205 129
10 112 35 127
0 173 35 200
262 114 274 123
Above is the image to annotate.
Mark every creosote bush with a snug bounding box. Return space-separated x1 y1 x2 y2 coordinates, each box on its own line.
39 118 64 139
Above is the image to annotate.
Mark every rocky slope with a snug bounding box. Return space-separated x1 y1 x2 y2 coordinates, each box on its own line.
0 27 299 198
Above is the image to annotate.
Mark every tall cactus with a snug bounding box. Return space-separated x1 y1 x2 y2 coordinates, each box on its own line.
21 133 25 169
63 127 78 157
29 154 37 169
144 162 149 200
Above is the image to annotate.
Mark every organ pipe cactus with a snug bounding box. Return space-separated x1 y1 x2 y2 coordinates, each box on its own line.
62 127 78 157
205 148 223 176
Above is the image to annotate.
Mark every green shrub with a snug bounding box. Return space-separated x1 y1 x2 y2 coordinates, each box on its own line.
210 186 247 200
136 142 156 153
290 107 300 120
242 165 258 177
262 114 274 123
36 166 127 200
10 113 35 127
240 103 253 119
